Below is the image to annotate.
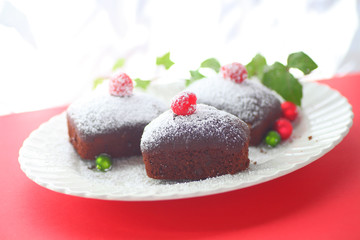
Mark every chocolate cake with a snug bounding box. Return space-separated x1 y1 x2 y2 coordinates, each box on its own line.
141 104 250 180
186 76 282 145
67 91 167 160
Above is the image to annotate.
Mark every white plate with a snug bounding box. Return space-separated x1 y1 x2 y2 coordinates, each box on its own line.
18 81 353 201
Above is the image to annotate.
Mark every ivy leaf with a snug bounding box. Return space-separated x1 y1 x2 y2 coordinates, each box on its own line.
262 62 303 106
200 58 221 73
185 79 193 87
156 52 174 70
246 53 267 79
190 70 205 80
134 78 151 90
185 70 205 86
112 58 126 71
287 52 317 75
93 77 106 90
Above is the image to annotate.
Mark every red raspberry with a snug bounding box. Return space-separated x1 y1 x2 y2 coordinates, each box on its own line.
220 62 247 84
171 92 197 116
274 118 293 140
109 72 133 97
281 101 298 121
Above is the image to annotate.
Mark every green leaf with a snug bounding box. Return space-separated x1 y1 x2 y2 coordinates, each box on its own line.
262 62 303 106
190 70 205 80
156 52 174 70
185 79 192 87
93 77 106 90
246 54 267 79
134 78 151 90
112 58 126 71
287 51 317 75
185 70 205 86
200 58 221 73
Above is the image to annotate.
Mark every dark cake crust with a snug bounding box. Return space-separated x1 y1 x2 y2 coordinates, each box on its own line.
141 104 250 180
67 115 145 160
66 91 166 160
186 77 282 145
246 99 281 145
142 146 249 180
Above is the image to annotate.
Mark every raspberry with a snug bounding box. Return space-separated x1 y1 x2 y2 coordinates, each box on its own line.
220 62 247 84
171 92 197 116
274 118 293 140
281 101 298 121
109 72 133 97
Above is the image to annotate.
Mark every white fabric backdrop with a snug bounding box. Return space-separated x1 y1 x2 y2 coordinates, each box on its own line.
1 0 359 114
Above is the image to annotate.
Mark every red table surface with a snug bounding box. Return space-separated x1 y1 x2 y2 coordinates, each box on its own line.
1 74 359 240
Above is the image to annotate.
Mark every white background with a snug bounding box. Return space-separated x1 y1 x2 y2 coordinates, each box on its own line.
1 0 359 115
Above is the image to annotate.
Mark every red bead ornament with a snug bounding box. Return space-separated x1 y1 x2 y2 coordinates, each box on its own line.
274 118 293 140
171 91 197 116
220 62 247 84
281 101 298 121
109 72 133 97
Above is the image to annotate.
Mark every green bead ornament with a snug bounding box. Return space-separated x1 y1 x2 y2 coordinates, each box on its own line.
96 154 112 172
265 131 281 147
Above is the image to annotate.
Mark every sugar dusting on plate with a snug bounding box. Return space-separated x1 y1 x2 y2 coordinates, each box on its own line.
28 112 297 194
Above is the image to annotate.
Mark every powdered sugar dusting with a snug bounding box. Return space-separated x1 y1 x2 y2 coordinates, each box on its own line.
141 104 250 152
186 76 280 129
19 81 353 200
67 91 167 136
187 104 196 114
21 112 299 199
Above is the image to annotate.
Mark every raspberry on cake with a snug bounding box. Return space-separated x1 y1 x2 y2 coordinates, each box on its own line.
186 62 282 145
170 91 197 116
67 72 167 160
220 62 248 84
140 92 250 181
109 72 133 97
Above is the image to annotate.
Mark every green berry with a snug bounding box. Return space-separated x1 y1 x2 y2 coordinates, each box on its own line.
265 131 281 147
96 154 112 172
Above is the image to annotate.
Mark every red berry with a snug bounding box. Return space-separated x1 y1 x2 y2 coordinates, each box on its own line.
281 101 298 121
220 62 247 84
274 118 293 140
171 92 197 116
109 72 133 97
